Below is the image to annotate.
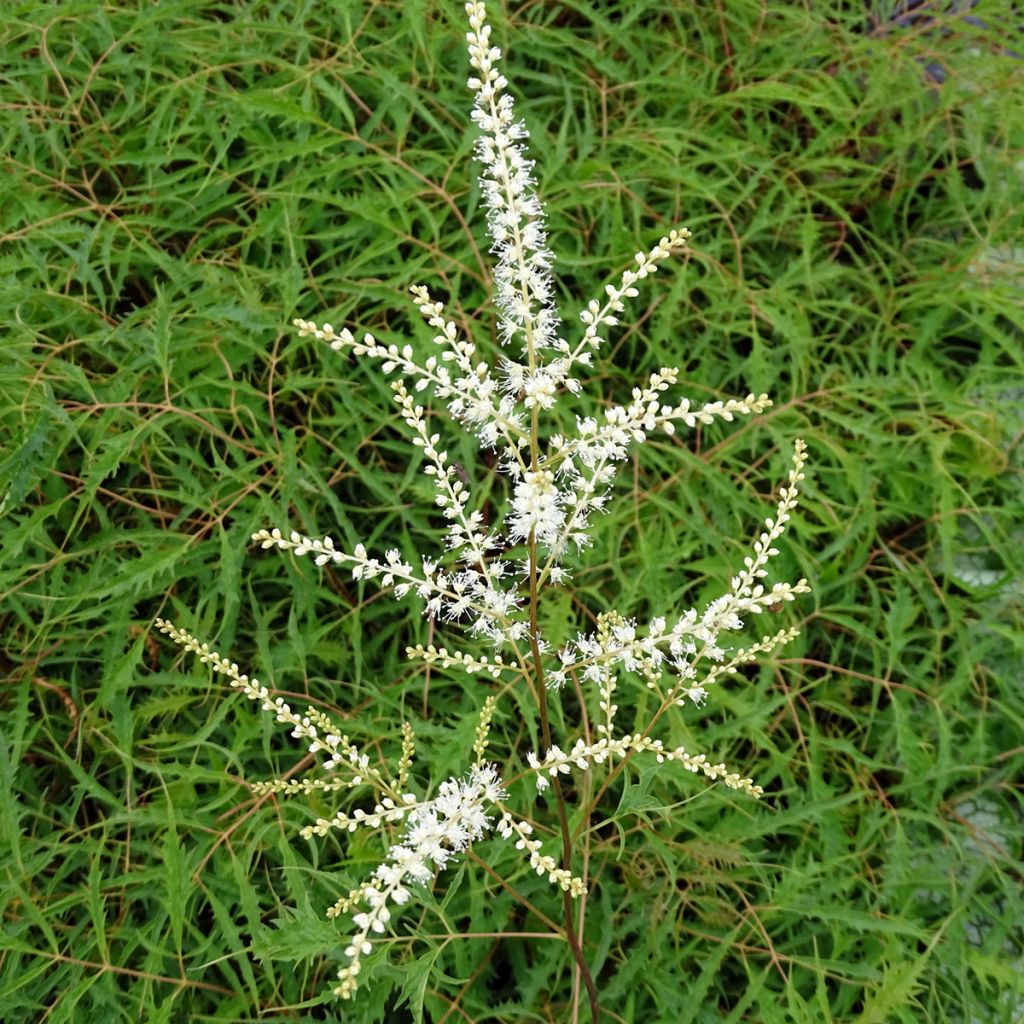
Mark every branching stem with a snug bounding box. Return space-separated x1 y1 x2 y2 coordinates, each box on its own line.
529 533 602 1021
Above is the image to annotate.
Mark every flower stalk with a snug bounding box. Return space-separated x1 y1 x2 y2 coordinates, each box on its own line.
156 2 814 1014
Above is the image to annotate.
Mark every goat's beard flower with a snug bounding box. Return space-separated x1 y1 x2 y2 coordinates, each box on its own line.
158 0 813 1006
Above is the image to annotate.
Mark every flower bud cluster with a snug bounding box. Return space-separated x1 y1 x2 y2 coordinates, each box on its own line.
496 813 587 895
406 643 512 679
155 619 383 778
294 314 526 450
561 228 692 385
526 734 763 800
301 793 416 840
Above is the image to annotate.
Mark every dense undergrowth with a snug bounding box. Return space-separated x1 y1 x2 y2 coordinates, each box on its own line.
2 1 1022 1021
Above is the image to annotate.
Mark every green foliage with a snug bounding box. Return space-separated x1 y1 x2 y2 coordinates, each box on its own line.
2 0 1022 1020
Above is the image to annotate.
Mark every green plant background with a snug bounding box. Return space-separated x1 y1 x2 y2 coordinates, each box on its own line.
2 1 1022 1021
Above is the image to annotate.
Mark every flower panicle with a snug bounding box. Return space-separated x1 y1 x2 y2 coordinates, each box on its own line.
154 619 374 774
563 228 692 384
526 734 764 800
465 0 560 360
250 528 526 644
154 0 817 1008
496 811 587 895
406 642 515 680
552 439 809 698
332 762 508 999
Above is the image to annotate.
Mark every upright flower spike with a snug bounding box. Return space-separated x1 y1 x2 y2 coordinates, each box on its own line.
158 1 815 1009
466 0 561 361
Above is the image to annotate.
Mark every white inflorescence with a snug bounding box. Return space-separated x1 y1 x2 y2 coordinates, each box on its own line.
332 763 507 999
159 0 814 1004
465 0 560 359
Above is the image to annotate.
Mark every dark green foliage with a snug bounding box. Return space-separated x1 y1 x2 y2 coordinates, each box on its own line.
2 0 1021 1020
